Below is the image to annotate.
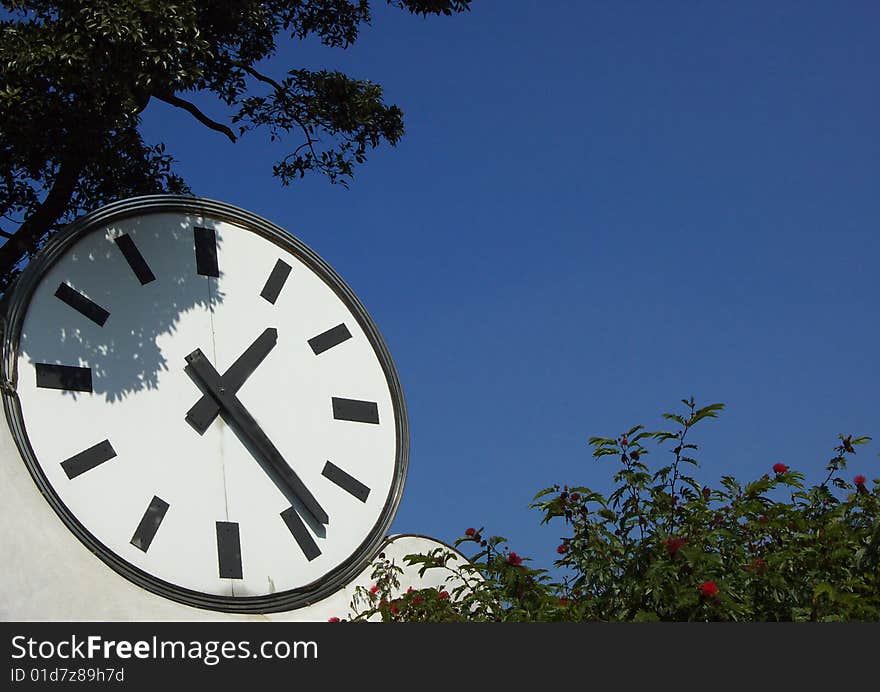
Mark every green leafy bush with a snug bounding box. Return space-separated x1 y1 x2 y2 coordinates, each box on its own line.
343 398 879 622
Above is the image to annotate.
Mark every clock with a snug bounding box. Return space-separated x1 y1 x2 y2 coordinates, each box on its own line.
0 195 408 613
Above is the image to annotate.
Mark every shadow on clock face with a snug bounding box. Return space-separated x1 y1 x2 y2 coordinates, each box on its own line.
19 214 226 403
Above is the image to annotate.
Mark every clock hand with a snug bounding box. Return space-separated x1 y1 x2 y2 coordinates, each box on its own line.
185 347 330 526
186 327 277 435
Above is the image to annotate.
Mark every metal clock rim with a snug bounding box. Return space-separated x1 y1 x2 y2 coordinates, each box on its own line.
0 194 409 614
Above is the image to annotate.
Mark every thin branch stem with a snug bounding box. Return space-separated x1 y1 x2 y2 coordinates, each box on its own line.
154 91 236 143
231 61 285 92
231 62 322 165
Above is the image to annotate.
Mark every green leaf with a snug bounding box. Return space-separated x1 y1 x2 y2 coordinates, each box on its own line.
813 582 836 601
653 432 679 443
689 403 724 425
533 487 558 500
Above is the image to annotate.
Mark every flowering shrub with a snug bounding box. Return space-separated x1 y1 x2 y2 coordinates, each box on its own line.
344 552 481 622
343 398 879 622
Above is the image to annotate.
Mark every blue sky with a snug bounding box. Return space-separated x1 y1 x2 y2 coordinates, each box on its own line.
139 2 879 571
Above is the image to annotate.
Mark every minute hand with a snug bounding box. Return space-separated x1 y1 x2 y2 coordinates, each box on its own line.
185 348 329 526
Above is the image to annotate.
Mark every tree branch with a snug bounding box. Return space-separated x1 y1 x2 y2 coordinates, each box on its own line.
0 151 86 285
154 91 236 143
231 61 285 93
231 63 321 168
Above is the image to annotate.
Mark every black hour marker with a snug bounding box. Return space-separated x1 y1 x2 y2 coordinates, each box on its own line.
54 283 109 327
130 496 169 552
280 507 321 562
114 234 155 285
322 461 370 503
36 363 93 392
60 439 116 480
216 521 243 579
260 259 292 304
194 226 219 277
332 397 380 424
308 323 352 355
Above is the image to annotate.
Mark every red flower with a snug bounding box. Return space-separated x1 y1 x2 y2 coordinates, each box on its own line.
406 586 413 593
556 543 568 555
369 584 379 594
621 437 628 447
570 493 580 501
772 463 789 474
413 596 423 605
557 598 569 607
507 551 523 566
465 527 476 537
854 475 866 486
758 515 768 524
702 487 711 500
663 537 686 555
699 580 719 598
438 590 449 600
390 604 400 615
749 557 766 572
328 617 340 622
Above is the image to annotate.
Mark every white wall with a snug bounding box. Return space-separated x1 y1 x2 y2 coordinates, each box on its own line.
0 420 466 621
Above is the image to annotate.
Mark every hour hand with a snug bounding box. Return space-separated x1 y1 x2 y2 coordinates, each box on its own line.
186 328 277 435
185 347 329 526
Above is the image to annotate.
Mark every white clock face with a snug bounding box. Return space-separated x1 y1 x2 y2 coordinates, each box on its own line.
9 201 407 609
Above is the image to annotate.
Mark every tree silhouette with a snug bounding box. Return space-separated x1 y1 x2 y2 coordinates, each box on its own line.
0 1 472 291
